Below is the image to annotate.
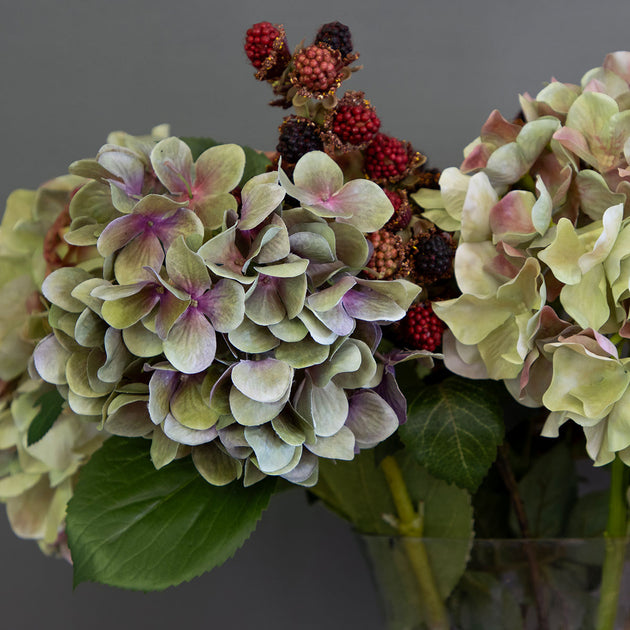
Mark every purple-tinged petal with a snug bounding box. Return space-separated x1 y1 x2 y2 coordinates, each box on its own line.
153 207 204 249
97 213 146 257
197 279 245 332
311 302 355 336
114 232 165 285
373 365 408 426
163 308 217 374
150 137 194 195
100 285 161 329
345 390 398 448
97 145 144 195
154 290 191 339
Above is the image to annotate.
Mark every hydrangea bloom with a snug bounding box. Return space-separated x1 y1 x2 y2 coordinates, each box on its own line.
0 176 105 556
414 51 630 466
32 133 421 487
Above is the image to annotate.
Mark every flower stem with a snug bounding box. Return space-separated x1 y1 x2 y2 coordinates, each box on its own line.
380 456 449 630
596 455 629 630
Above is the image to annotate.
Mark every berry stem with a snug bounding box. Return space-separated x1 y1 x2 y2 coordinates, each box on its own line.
380 456 450 630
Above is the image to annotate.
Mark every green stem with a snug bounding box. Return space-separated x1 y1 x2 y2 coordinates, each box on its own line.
596 456 629 630
380 456 449 630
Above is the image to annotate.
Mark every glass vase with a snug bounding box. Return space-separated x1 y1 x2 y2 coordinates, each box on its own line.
360 535 630 630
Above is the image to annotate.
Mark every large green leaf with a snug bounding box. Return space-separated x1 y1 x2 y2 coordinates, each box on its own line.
66 436 275 590
314 450 473 599
181 137 270 188
400 377 504 492
27 389 65 446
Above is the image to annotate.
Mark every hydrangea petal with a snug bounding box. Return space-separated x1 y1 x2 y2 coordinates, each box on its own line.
163 309 217 374
150 137 194 195
231 358 293 403
345 390 398 449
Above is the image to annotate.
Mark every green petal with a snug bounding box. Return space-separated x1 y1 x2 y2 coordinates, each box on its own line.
229 386 287 427
42 267 93 313
192 443 242 486
244 424 297 474
232 358 293 403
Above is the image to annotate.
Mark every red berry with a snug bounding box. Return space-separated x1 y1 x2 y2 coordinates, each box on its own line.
364 133 418 183
244 22 281 69
332 95 381 146
398 302 445 352
383 189 411 231
291 43 343 97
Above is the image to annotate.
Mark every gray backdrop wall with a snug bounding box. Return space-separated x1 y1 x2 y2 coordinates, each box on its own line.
2 1 630 628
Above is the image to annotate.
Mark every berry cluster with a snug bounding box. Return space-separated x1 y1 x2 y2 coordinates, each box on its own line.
245 20 458 355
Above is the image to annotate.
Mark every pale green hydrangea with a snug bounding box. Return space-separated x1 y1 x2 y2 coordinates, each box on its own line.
414 52 630 466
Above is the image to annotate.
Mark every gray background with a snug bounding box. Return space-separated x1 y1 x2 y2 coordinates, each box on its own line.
1 1 630 628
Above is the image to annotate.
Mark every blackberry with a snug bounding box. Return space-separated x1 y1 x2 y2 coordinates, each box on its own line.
314 21 353 58
277 116 324 164
413 232 455 285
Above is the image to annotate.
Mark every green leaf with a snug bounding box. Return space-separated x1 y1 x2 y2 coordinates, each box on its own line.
565 489 609 538
27 389 65 446
400 377 504 492
181 137 270 188
66 436 275 590
509 442 576 537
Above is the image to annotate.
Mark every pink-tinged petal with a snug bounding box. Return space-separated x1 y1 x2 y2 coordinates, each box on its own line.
604 51 630 84
163 309 216 374
345 390 398 449
553 127 591 164
489 190 536 241
150 137 194 195
460 143 491 172
277 167 322 207
114 232 165 285
323 180 394 232
154 207 204 249
480 109 522 145
97 213 145 257
292 151 344 203
164 236 211 296
194 144 245 195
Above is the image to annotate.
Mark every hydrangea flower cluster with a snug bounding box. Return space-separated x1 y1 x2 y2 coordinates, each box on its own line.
0 175 104 556
415 52 630 466
30 128 421 488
